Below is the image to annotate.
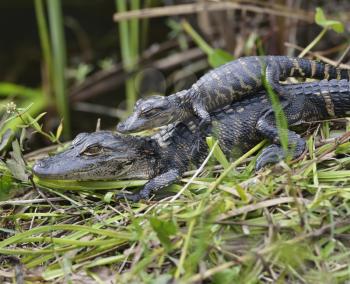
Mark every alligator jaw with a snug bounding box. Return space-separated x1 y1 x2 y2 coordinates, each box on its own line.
32 131 158 181
32 162 96 180
116 114 149 133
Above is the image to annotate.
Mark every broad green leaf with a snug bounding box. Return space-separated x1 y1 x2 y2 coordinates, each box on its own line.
0 83 42 98
149 217 177 250
208 49 234 68
315 7 344 33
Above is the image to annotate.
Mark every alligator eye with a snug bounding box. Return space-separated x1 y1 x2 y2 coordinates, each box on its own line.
82 145 103 156
124 160 133 166
142 108 161 117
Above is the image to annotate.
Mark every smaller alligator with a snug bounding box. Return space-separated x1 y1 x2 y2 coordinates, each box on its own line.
33 79 350 201
117 56 350 133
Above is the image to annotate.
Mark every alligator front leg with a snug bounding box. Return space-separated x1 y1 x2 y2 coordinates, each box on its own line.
191 101 211 154
265 61 290 97
255 115 306 170
117 169 181 202
193 101 212 130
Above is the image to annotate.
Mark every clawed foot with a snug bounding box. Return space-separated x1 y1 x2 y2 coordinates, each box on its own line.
190 119 211 156
190 132 203 157
116 190 150 202
116 193 142 202
255 144 285 171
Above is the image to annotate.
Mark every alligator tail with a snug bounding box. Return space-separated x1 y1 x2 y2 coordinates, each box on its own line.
279 56 350 81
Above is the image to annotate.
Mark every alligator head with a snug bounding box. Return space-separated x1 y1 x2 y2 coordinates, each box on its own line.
117 91 189 133
33 131 158 181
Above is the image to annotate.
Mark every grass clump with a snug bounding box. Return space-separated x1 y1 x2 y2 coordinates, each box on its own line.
1 124 350 283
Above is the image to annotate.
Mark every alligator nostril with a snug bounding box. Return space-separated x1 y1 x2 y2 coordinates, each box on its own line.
116 123 125 131
36 160 47 168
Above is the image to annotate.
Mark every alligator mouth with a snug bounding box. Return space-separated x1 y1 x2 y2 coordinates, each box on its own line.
32 164 98 180
33 160 135 181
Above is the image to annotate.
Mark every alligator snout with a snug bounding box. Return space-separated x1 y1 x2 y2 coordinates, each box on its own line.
32 158 50 178
36 160 47 168
116 122 126 132
116 121 139 133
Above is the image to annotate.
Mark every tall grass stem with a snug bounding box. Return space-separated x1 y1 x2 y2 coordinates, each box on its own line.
47 0 70 138
115 0 140 113
34 0 53 102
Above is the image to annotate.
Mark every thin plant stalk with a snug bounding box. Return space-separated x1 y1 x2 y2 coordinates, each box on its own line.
47 0 70 138
115 0 140 113
140 0 152 50
298 27 328 58
116 0 132 69
34 0 53 102
182 20 213 55
130 0 140 64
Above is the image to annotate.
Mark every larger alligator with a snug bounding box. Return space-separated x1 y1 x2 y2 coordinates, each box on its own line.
117 56 350 133
33 79 350 201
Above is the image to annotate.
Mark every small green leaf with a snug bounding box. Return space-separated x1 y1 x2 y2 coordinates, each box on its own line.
208 49 234 68
0 172 13 201
321 240 336 259
19 128 26 150
103 191 114 204
315 7 344 33
315 7 326 25
56 121 63 141
149 217 177 250
34 112 47 122
336 141 350 154
6 140 28 182
0 129 14 153
235 184 248 202
212 267 240 284
25 113 42 131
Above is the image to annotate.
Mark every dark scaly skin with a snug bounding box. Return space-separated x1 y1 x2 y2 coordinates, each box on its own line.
33 79 350 201
117 56 350 133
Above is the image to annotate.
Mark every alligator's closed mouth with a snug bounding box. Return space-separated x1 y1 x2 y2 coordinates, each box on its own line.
32 164 98 180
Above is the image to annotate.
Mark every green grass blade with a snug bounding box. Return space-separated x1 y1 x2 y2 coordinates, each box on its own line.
206 136 230 169
115 0 139 113
34 176 147 190
34 0 53 100
47 0 70 138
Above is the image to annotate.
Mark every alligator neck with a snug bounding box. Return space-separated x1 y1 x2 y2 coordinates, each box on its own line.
170 89 195 120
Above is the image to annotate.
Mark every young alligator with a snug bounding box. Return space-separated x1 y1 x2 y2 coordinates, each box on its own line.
117 56 350 133
33 79 350 201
